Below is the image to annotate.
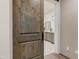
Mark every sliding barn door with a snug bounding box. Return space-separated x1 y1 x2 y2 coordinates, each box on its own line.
13 0 44 59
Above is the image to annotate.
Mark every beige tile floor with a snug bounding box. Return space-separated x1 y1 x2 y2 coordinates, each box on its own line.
44 53 66 59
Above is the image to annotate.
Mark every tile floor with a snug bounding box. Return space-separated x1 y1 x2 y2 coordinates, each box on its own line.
44 40 56 56
44 53 66 59
44 41 67 59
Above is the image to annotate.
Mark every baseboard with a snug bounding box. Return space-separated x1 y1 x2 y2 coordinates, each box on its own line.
59 53 70 59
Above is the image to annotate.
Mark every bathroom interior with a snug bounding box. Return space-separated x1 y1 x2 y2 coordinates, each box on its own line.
44 0 59 59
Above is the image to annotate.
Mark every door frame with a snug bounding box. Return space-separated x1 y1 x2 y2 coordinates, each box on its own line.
54 0 61 54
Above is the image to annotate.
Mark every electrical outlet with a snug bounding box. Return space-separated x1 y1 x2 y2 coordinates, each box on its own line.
66 47 70 51
75 50 78 54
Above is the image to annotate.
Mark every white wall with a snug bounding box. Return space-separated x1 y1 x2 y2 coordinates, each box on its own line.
60 0 78 59
0 0 12 59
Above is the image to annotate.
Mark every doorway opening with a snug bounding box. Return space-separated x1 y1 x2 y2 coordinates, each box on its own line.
44 0 60 59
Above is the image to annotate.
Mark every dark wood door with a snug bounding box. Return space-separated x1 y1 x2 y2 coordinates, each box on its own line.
13 0 44 59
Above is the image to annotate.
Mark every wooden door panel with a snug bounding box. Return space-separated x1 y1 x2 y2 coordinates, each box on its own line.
16 33 42 43
13 0 44 59
14 0 41 34
18 40 41 59
20 0 41 33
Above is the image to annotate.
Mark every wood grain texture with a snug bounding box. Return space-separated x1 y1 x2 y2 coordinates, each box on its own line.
20 0 41 33
13 0 44 59
16 40 41 59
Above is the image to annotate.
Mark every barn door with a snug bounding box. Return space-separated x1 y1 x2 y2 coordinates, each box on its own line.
13 0 44 59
